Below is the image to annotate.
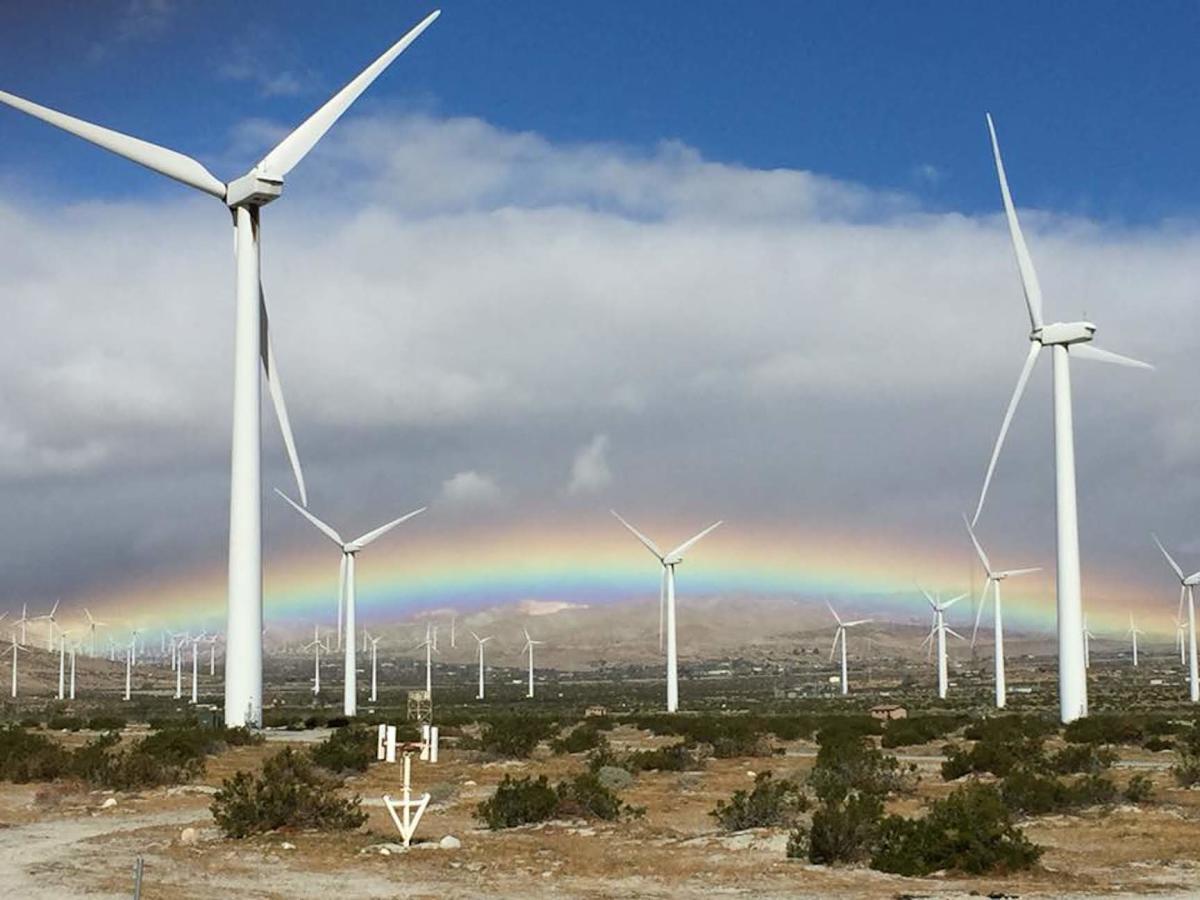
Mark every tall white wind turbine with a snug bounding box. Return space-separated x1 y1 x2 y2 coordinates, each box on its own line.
522 628 544 699
965 515 1040 709
35 600 60 652
920 591 966 700
0 10 441 727
366 633 382 703
276 491 425 717
971 115 1152 724
14 604 29 646
826 603 871 695
83 609 107 657
415 623 437 699
1127 613 1143 667
1151 534 1199 702
3 635 22 698
611 511 723 713
471 631 493 700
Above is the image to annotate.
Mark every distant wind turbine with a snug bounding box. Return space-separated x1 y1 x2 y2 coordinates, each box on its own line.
83 609 107 657
611 511 723 713
471 631 493 700
1152 534 1200 702
1127 614 1143 668
415 623 436 698
276 490 425 717
301 627 327 695
367 632 382 703
522 628 544 699
965 515 1040 709
920 590 966 699
35 600 59 652
826 603 871 695
971 115 1152 723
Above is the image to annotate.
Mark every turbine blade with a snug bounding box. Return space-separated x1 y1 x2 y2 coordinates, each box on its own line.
842 619 872 628
1153 533 1185 582
961 513 993 576
972 342 1041 527
667 520 723 560
997 566 1041 578
256 10 441 179
986 113 1043 331
945 627 967 642
971 580 990 648
610 510 664 560
1071 343 1153 370
274 489 344 546
829 628 841 662
260 290 307 506
825 600 843 625
943 592 968 609
350 507 426 549
0 89 226 199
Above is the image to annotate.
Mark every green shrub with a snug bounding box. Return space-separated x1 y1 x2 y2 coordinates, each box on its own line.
626 742 703 773
810 731 912 805
962 715 1056 743
0 725 72 782
711 771 808 831
85 716 126 732
480 716 556 758
1049 743 1116 775
18 717 41 729
1144 737 1173 753
310 725 375 774
872 782 1041 876
941 728 1047 781
1172 724 1200 787
47 715 83 732
1000 770 1118 815
477 775 559 830
596 765 634 792
555 771 626 821
881 716 965 749
553 723 604 754
1124 773 1154 803
805 792 883 864
327 716 350 728
211 747 366 838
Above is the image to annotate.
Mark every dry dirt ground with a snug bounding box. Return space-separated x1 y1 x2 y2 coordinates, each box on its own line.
3 727 1200 899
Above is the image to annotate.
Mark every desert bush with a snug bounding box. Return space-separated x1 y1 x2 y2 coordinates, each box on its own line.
85 716 126 732
1049 743 1116 775
881 716 965 749
552 722 604 754
1063 713 1179 747
477 775 559 830
310 725 376 774
480 716 556 758
46 715 83 732
0 725 72 782
803 792 884 864
941 726 1047 781
810 730 913 804
1124 773 1154 803
962 715 1056 743
626 741 704 773
1000 770 1118 815
1144 736 1173 753
596 765 634 792
1172 724 1200 787
555 771 626 821
711 771 808 831
326 716 350 728
211 747 366 838
872 781 1041 876
585 737 622 772
18 717 41 729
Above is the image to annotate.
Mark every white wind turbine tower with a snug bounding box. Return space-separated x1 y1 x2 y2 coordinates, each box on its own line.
124 632 138 702
35 601 60 652
206 635 220 676
611 511 723 713
190 634 206 704
276 491 425 717
301 627 327 695
0 10 441 727
826 603 871 695
83 609 107 657
1151 533 1199 702
69 639 78 700
964 515 1040 709
522 628 544 699
174 635 186 700
971 114 1152 724
14 604 29 646
366 633 382 703
415 623 437 698
57 629 70 700
471 631 493 700
3 634 23 699
920 591 967 700
1178 616 1188 667
450 615 457 649
1127 613 1143 667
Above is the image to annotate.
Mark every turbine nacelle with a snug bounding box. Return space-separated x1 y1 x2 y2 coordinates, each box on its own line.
225 170 284 209
1034 321 1096 347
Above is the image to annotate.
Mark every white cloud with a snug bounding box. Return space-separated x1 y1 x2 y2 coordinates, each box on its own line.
437 470 503 508
567 434 612 495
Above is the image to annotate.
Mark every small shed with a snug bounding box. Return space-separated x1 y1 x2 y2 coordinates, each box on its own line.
870 704 907 721
584 705 609 718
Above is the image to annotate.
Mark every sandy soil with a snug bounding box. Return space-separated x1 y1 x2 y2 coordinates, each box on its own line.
2 728 1199 899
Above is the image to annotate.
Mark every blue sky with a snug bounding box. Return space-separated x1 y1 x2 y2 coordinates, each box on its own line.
0 1 1197 221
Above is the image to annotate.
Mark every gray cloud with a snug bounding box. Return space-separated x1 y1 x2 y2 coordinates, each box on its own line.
0 111 1196 630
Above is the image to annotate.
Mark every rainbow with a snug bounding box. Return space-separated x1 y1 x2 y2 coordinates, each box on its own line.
68 518 1175 639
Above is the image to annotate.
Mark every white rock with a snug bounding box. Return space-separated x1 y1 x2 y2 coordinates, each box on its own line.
280 842 296 850
180 827 199 845
100 798 117 809
439 835 462 850
746 771 756 779
463 780 477 787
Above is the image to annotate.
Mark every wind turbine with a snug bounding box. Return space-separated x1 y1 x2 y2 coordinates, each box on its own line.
450 615 456 650
1082 615 1094 670
82 609 107 657
826 603 871 695
57 629 70 700
0 10 441 727
367 632 382 703
190 633 206 704
611 511 723 712
35 601 59 652
1152 534 1200 701
415 623 436 699
301 627 327 695
1178 616 1188 667
68 639 78 700
3 634 23 698
522 628 544 699
124 632 138 702
275 490 425 717
919 590 966 699
1127 613 1143 667
471 631 493 700
970 114 1152 724
965 515 1040 709
206 634 220 676
14 604 29 645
